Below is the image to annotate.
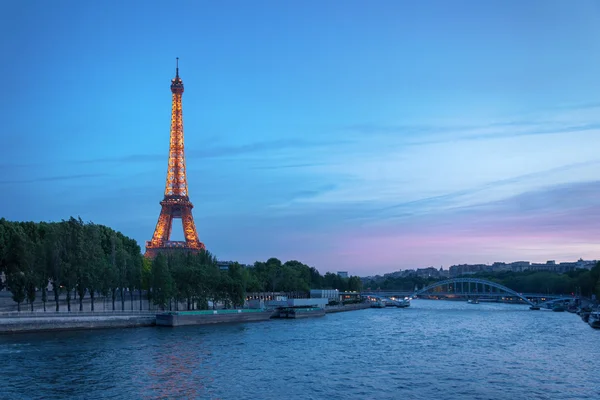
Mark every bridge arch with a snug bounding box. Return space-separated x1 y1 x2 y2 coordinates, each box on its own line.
414 278 535 306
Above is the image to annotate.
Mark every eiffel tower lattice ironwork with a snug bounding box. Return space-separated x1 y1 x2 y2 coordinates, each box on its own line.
145 59 205 258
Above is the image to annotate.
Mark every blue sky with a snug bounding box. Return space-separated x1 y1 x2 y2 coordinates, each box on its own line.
1 0 600 275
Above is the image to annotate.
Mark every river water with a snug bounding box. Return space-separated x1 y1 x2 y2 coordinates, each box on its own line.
1 300 599 400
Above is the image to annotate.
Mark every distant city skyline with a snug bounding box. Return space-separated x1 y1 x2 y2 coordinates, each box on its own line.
1 1 599 275
365 257 598 279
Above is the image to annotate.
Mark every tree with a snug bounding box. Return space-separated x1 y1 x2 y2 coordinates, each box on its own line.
33 224 50 312
19 222 40 312
7 271 26 312
151 253 173 310
45 225 63 312
109 233 121 311
5 225 32 312
59 218 86 312
115 238 129 311
593 262 600 300
0 219 10 291
141 257 152 310
348 276 362 292
3 217 373 314
123 238 142 311
85 223 106 312
265 258 282 291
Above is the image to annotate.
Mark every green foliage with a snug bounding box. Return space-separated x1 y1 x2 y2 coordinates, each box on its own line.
364 265 600 299
7 271 26 311
0 219 10 289
151 253 173 309
0 218 363 312
0 218 142 312
472 269 597 296
594 262 600 299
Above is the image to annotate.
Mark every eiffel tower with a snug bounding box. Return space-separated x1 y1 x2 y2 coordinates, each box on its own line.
145 59 205 258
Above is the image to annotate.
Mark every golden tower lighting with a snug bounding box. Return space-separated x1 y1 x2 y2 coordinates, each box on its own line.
145 58 205 258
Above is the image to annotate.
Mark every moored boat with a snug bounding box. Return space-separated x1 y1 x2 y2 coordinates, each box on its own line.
156 309 274 327
371 300 385 308
274 307 326 319
396 298 411 308
580 307 592 323
581 312 591 323
588 312 600 329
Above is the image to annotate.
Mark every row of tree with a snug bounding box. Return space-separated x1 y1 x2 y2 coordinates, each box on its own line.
150 251 245 310
470 268 600 298
361 265 600 298
0 218 144 311
150 255 363 311
250 258 362 293
362 275 441 292
0 218 362 312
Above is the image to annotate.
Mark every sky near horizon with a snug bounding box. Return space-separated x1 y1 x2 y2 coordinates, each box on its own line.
1 0 600 276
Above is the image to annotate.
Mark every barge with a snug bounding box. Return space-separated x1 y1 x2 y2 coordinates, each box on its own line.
274 307 326 319
268 297 328 319
156 309 273 327
588 312 600 329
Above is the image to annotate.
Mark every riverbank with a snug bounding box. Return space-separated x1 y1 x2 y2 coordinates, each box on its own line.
0 303 372 334
0 312 156 334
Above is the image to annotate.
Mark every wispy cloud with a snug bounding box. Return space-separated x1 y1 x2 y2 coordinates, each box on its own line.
321 180 600 274
0 173 109 185
378 159 600 218
345 113 600 147
71 138 346 166
288 184 338 201
250 162 332 170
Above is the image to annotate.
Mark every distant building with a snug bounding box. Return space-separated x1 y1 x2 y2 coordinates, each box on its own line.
415 267 440 278
216 261 253 271
438 267 450 278
449 264 488 277
447 259 596 276
337 271 349 278
310 289 340 302
217 261 232 271
509 261 530 272
364 258 597 283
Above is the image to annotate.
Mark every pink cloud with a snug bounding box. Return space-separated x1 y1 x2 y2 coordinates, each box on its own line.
321 183 600 275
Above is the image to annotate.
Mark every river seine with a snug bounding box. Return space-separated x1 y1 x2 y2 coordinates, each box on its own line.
1 300 599 399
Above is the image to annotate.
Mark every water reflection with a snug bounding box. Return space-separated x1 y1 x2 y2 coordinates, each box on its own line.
1 301 599 400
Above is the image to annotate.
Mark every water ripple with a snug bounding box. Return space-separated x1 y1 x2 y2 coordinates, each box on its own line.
1 301 600 399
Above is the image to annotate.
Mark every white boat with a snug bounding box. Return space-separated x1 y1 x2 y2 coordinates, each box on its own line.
588 312 600 329
371 300 385 308
396 297 411 308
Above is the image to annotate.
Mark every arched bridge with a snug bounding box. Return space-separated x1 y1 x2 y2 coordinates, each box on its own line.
412 278 577 307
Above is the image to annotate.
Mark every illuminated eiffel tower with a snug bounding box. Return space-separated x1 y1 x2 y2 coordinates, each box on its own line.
145 59 205 258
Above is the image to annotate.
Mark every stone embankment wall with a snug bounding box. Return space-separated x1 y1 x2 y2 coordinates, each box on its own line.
0 312 156 334
0 302 372 334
